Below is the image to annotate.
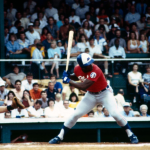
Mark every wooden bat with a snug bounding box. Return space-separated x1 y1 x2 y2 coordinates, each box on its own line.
66 30 74 71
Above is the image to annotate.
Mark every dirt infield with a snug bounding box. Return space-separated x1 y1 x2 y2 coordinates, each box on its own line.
0 143 150 150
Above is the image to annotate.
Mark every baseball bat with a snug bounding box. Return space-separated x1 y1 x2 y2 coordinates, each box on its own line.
66 30 74 71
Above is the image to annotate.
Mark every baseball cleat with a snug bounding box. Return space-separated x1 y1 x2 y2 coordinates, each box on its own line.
49 136 62 144
11 97 25 109
129 134 139 144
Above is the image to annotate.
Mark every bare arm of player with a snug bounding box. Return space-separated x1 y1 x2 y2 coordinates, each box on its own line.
70 73 79 81
69 79 94 90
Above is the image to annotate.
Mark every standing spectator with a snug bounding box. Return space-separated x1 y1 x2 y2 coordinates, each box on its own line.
125 5 141 25
127 32 140 53
10 20 21 34
28 100 43 118
44 98 60 118
120 102 134 117
102 107 111 117
29 83 42 101
45 1 58 18
4 27 9 45
61 100 74 118
4 91 16 106
3 65 26 87
139 34 149 53
82 21 93 39
7 2 17 22
23 0 37 14
72 0 80 10
41 27 50 42
50 74 63 93
75 0 89 20
143 65 150 87
25 23 40 45
38 11 48 29
55 93 63 109
45 81 59 99
47 40 61 78
33 19 42 35
39 91 48 109
57 13 65 29
94 105 103 117
136 0 147 14
12 80 24 100
140 104 150 117
11 108 28 118
82 12 94 28
21 73 36 91
136 15 146 31
46 17 59 40
69 92 79 109
0 81 9 101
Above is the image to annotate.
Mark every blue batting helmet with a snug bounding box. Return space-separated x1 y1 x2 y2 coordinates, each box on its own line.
77 53 94 67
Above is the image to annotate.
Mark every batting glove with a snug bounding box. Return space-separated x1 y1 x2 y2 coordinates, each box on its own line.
63 70 70 78
63 76 70 84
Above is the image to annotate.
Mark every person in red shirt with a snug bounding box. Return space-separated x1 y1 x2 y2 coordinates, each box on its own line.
49 53 138 144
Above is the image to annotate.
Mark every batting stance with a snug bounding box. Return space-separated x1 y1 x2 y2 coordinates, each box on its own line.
49 53 138 144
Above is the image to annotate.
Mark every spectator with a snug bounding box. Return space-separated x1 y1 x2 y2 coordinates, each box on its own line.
33 19 42 35
109 30 127 51
50 74 63 93
72 0 80 10
82 12 94 28
46 17 59 40
39 91 48 109
128 63 142 103
21 73 36 91
106 24 117 42
44 98 60 118
143 65 150 87
57 40 66 58
61 100 74 118
45 1 58 18
139 34 149 53
69 92 79 109
54 93 63 109
130 23 139 40
57 13 65 29
89 6 97 24
3 65 26 87
47 40 61 78
10 20 21 34
127 32 140 53
6 33 22 54
41 27 50 42
25 23 40 45
87 110 94 117
22 90 34 108
114 89 126 111
7 2 17 22
108 19 120 31
38 11 48 29
140 104 150 117
94 104 103 117
23 0 36 14
146 6 150 19
11 108 28 118
76 27 88 41
16 26 25 39
136 0 147 14
59 17 75 42
77 34 89 52
75 0 89 20
102 107 111 117
0 81 9 102
45 81 59 99
28 100 43 118
4 27 9 45
120 102 134 117
4 9 12 28
82 21 93 38
125 5 141 25
62 83 79 100
4 91 16 106
136 14 146 31
29 83 42 101
98 25 107 40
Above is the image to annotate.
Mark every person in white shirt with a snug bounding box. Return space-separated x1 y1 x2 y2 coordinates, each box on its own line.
38 12 48 29
55 93 63 110
10 20 21 34
7 2 17 22
11 108 28 118
94 104 103 117
72 0 80 10
45 1 58 18
25 23 40 45
82 21 93 38
23 0 37 14
82 12 94 28
28 100 44 118
61 100 74 118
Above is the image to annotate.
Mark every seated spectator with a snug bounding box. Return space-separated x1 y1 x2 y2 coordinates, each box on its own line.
4 91 16 106
50 74 63 93
146 6 150 19
3 65 26 87
4 27 9 45
136 14 146 31
57 13 65 29
87 110 94 118
38 11 48 29
82 21 93 39
120 102 134 117
61 100 74 118
46 17 59 40
29 83 42 101
12 80 24 100
82 12 94 28
75 0 89 20
41 27 51 42
44 98 60 118
33 19 42 35
140 104 150 117
62 83 79 100
143 65 150 87
127 32 140 53
76 27 88 41
98 25 107 40
102 107 111 117
6 33 22 55
54 93 63 109
57 40 66 58
16 26 25 39
89 6 97 25
139 34 149 53
125 5 141 25
146 17 150 30
7 2 17 22
47 40 61 78
77 34 89 52
94 104 103 117
69 92 79 109
114 89 126 111
39 91 48 109
130 23 139 40
45 1 58 18
11 108 28 118
59 17 75 42
128 63 142 103
23 0 36 14
133 111 140 117
45 81 59 99
108 19 120 31
0 81 9 101
72 0 80 10
136 0 147 14
25 23 40 45
10 20 21 34
27 100 43 118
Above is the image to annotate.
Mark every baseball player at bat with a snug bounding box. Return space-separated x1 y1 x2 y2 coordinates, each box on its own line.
49 53 138 144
